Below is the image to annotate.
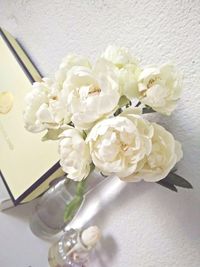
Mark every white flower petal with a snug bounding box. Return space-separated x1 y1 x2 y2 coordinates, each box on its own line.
62 59 120 130
87 113 152 179
138 63 182 115
59 128 92 181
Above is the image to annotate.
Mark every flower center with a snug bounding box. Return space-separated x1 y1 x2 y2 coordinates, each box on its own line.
147 78 156 89
147 76 161 89
88 85 101 96
121 143 129 152
51 95 58 100
140 76 160 98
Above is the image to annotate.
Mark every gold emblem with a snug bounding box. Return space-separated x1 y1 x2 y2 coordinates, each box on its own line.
0 91 14 114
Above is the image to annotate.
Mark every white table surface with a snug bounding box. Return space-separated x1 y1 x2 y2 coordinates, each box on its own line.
0 1 200 266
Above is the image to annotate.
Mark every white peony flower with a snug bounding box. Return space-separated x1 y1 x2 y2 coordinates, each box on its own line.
59 128 91 181
123 123 183 182
101 45 137 68
24 78 54 132
24 55 91 133
102 45 140 100
138 63 182 115
55 54 91 90
24 78 71 133
62 59 120 130
86 108 153 178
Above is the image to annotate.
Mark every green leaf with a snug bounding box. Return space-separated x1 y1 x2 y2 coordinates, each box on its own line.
82 130 87 139
76 180 86 195
142 106 156 114
171 167 177 173
157 180 178 192
126 102 132 108
164 172 193 189
68 121 75 127
114 108 123 116
42 128 64 142
118 96 130 108
135 101 141 107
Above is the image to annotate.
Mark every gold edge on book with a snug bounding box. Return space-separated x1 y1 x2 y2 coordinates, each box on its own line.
1 28 42 83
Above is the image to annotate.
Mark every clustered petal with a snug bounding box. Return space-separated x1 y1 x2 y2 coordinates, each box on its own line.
24 46 183 182
23 78 65 132
62 59 120 129
138 63 182 115
86 108 182 182
59 128 91 181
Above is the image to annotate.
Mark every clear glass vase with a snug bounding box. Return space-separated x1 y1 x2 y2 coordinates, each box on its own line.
30 177 75 238
29 171 108 239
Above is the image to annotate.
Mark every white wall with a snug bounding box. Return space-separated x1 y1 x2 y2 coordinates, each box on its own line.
0 1 200 266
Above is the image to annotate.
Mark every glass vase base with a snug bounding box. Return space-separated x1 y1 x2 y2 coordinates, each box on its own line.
30 213 60 239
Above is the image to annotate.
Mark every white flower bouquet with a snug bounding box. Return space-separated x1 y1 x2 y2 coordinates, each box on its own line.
24 45 192 222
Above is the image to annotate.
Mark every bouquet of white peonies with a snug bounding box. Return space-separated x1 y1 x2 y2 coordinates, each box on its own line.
24 45 192 221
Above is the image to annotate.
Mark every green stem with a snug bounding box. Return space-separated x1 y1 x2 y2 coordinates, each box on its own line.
64 179 86 223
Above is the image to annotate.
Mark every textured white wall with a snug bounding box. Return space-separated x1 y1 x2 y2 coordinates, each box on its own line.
0 1 200 266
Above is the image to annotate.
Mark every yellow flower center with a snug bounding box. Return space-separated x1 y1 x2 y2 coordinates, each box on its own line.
51 95 58 100
88 85 101 96
140 76 160 98
121 143 129 151
147 78 157 89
